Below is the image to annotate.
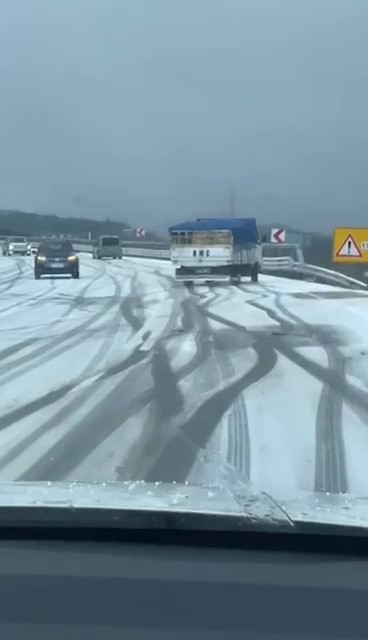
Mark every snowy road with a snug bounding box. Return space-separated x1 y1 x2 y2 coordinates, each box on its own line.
0 253 368 500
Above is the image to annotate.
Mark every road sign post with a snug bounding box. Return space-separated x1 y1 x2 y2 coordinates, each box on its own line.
333 227 368 263
271 228 286 243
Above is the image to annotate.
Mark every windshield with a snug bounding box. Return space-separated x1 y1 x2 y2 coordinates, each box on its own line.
38 242 74 256
0 0 366 534
101 237 120 246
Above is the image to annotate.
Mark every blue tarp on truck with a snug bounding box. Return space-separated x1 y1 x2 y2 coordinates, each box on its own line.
168 217 259 245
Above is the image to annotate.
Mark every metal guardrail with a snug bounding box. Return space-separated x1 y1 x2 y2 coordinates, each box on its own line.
261 256 294 269
262 243 305 264
122 247 170 259
118 247 367 290
125 250 295 267
292 263 367 289
262 260 367 289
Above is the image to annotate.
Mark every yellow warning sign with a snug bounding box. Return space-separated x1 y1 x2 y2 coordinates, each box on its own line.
333 227 368 263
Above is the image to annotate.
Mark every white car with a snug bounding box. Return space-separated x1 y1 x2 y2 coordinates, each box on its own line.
4 237 31 256
93 235 122 259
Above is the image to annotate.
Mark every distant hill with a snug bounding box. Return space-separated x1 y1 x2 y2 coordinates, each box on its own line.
0 210 162 241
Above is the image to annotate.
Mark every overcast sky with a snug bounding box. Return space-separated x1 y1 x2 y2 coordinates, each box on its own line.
0 0 366 232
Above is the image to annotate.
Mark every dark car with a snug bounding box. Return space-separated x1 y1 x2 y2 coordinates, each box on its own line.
34 240 80 279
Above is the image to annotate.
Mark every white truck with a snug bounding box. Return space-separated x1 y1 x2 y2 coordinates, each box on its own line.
169 217 262 283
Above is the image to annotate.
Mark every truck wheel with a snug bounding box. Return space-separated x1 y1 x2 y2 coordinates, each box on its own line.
230 275 241 284
251 265 259 283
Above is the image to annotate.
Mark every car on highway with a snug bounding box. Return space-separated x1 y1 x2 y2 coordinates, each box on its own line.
93 235 122 260
34 239 80 279
3 237 31 256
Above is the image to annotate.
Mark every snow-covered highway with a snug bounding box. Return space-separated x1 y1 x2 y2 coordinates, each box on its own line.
0 253 367 501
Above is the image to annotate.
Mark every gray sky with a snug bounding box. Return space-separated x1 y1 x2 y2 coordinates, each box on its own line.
0 0 367 232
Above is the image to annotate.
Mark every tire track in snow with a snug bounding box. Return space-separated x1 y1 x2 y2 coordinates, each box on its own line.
120 271 145 332
248 294 349 494
19 289 206 481
195 286 356 494
177 285 263 481
0 259 25 294
0 260 106 340
0 277 56 318
0 270 121 385
0 270 125 429
143 337 276 483
124 294 263 484
314 352 347 493
0 264 102 364
119 267 183 343
17 353 150 482
227 399 249 475
173 298 213 378
0 284 137 476
2 268 179 479
199 307 251 479
0 272 262 481
0 258 106 369
0 265 21 280
0 338 41 364
115 299 214 481
272 295 349 494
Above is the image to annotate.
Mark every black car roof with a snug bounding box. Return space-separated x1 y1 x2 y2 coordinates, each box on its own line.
39 240 73 246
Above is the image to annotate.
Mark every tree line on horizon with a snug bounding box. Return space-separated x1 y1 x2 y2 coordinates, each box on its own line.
0 210 162 241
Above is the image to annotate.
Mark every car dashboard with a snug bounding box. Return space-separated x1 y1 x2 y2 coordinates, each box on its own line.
0 528 366 639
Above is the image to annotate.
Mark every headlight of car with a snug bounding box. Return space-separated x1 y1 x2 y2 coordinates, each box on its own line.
8 244 14 251
36 256 47 262
67 255 77 261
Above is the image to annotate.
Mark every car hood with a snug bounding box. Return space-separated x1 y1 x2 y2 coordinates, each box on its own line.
0 480 291 529
0 481 366 532
278 489 368 530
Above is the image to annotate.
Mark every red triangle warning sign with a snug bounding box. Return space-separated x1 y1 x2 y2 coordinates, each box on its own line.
336 234 362 258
